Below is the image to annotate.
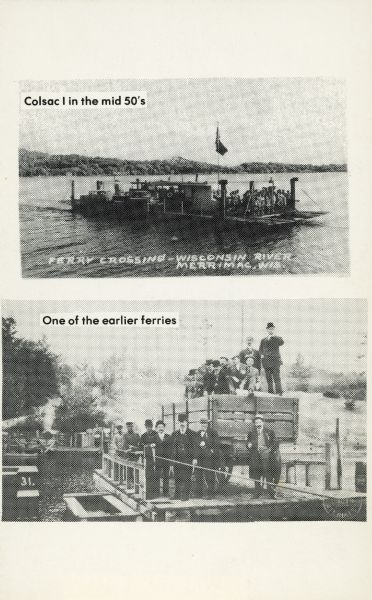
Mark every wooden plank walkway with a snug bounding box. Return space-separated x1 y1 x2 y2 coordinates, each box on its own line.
93 469 366 522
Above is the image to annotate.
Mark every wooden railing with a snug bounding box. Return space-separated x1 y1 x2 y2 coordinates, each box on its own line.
102 452 146 499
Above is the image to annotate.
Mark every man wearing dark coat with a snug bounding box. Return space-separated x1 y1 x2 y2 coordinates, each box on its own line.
123 421 141 459
194 417 220 497
214 358 233 394
154 420 171 497
246 414 281 499
170 413 198 500
140 419 158 499
239 336 261 373
202 360 217 396
259 322 284 395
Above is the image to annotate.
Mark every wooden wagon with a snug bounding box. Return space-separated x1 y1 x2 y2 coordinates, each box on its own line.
162 392 299 474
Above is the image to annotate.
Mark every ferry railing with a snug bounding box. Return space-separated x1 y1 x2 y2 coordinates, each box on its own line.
102 450 146 499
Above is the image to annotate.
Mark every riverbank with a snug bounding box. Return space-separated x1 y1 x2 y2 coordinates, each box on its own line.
19 149 347 177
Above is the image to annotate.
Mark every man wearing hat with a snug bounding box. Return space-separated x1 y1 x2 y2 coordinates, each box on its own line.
246 414 281 499
215 358 233 394
203 360 217 396
239 336 261 373
184 369 197 399
112 424 124 454
154 420 171 497
194 417 220 497
140 420 158 499
170 413 198 500
240 356 260 395
123 421 141 458
259 323 284 395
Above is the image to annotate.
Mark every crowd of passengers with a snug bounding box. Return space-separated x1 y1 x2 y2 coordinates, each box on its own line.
184 325 285 399
213 185 291 217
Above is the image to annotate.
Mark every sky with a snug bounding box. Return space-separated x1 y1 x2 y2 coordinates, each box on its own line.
19 78 346 165
2 299 366 375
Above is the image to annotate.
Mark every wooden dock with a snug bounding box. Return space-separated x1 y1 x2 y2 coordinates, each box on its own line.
93 464 366 522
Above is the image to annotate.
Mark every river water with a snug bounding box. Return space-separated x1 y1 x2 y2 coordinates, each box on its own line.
38 453 101 521
19 172 348 277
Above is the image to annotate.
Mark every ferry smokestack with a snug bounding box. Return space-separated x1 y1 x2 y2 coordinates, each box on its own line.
218 179 228 219
289 177 298 211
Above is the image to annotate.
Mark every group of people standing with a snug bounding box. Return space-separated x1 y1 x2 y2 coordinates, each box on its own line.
110 322 285 503
112 415 221 501
185 322 285 398
112 411 281 501
219 183 291 218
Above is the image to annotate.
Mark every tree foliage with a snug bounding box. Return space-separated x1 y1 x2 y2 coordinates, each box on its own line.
2 317 60 420
19 149 347 177
289 353 313 392
53 364 107 434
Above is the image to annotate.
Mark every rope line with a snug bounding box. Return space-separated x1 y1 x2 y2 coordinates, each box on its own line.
152 454 352 501
300 188 322 209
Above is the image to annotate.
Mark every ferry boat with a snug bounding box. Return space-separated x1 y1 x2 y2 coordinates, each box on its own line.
63 392 366 522
70 176 327 229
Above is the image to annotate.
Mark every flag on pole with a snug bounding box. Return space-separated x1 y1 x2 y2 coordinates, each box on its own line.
215 126 228 155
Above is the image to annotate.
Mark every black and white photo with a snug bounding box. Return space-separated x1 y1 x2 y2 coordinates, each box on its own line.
2 299 366 522
19 78 348 278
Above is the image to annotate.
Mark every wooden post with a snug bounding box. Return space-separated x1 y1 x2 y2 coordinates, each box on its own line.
218 179 228 219
172 403 176 432
355 461 366 493
143 453 147 499
325 442 331 490
185 399 189 423
71 180 75 201
336 418 342 490
289 177 298 211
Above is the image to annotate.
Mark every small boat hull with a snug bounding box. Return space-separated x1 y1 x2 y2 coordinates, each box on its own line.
63 492 141 521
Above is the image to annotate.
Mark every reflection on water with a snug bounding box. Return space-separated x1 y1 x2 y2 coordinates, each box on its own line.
19 172 349 277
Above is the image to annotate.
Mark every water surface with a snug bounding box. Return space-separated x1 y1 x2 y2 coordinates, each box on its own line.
19 172 349 277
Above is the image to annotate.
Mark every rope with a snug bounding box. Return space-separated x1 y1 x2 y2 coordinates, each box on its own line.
153 454 352 501
300 188 322 209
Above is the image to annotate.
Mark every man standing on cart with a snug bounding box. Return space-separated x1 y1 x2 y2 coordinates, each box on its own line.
259 322 284 395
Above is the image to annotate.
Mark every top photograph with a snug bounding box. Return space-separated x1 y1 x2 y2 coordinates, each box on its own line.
19 78 348 278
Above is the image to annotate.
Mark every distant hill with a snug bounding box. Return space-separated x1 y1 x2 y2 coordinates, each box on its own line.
19 148 347 177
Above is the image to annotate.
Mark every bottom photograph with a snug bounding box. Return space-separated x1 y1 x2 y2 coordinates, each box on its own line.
1 299 367 522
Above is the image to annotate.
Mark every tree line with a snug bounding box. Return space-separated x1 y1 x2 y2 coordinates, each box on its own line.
19 149 347 177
